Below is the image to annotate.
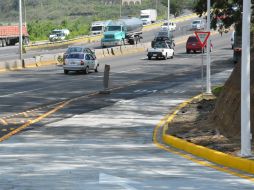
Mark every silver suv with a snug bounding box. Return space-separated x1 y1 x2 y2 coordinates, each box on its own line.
191 20 205 30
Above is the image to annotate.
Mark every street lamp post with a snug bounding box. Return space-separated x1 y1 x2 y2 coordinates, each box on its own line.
120 0 122 17
241 0 252 157
19 0 23 65
167 0 170 36
206 0 211 94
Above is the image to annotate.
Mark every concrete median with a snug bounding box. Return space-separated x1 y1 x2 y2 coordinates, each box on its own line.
0 60 22 72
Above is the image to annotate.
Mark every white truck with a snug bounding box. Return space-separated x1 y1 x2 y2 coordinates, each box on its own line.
49 29 70 42
90 21 110 35
140 9 157 25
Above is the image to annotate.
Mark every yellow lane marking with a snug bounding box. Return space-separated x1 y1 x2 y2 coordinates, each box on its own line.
0 100 71 143
153 94 254 182
1 129 7 132
0 119 8 126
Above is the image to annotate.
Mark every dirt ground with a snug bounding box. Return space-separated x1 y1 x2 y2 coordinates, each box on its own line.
166 95 254 157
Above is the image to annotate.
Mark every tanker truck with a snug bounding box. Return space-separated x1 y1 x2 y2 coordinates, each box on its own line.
101 17 143 48
0 25 29 47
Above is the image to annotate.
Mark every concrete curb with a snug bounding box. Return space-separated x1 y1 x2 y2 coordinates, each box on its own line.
160 94 254 175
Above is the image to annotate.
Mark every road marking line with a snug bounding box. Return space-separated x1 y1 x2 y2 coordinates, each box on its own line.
0 100 71 143
153 94 254 182
0 87 46 98
0 119 8 126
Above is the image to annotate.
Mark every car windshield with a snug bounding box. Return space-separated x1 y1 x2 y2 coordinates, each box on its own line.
156 31 173 39
67 53 84 59
163 23 172 26
92 26 103 31
192 21 201 24
107 26 121 31
141 15 149 18
67 47 83 53
187 36 198 42
52 30 62 34
154 43 168 49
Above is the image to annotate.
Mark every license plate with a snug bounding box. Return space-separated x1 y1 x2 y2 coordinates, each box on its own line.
153 54 157 56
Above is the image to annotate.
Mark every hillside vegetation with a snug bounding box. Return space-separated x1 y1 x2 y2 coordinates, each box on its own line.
0 0 193 41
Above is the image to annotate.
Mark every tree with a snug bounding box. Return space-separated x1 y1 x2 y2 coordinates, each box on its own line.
193 0 254 34
161 0 184 17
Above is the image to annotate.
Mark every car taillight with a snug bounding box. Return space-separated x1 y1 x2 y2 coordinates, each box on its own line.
80 61 84 65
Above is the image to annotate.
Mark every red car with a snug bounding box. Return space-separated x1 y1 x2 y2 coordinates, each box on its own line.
186 35 213 53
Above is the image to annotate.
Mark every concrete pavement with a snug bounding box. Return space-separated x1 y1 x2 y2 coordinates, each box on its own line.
0 68 254 189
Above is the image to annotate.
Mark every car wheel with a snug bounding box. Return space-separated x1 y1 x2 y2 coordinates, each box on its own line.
164 53 167 60
84 66 89 74
186 49 190 54
194 50 196 54
148 56 152 60
95 65 99 72
64 70 69 74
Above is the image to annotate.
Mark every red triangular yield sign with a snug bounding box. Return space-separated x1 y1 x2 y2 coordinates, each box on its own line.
194 31 210 48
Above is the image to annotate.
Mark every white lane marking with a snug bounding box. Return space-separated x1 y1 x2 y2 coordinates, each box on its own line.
118 68 142 73
99 173 138 190
134 89 158 93
0 87 46 98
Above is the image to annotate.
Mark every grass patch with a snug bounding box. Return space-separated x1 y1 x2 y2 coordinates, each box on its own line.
212 86 223 97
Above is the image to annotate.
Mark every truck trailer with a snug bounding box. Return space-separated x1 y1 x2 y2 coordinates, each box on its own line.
140 9 157 25
101 17 143 48
0 25 29 47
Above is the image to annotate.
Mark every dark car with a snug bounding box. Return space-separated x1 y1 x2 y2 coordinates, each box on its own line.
152 29 175 49
186 35 213 53
63 46 95 61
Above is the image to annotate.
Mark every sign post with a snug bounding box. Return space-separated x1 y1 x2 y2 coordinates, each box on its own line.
194 31 211 94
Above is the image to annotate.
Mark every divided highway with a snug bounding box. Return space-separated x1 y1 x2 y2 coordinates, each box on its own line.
0 32 254 189
1 14 253 189
0 18 195 62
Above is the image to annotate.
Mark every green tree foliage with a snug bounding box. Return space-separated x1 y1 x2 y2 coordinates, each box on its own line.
161 0 194 17
0 0 182 41
193 0 254 34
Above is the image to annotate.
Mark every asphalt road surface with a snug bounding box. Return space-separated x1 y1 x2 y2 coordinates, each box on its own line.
0 32 253 189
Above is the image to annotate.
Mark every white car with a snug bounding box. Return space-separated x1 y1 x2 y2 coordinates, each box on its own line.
147 41 174 60
63 52 99 74
161 21 176 31
191 20 205 30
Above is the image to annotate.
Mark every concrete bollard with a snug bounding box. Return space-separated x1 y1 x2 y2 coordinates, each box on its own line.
99 64 111 94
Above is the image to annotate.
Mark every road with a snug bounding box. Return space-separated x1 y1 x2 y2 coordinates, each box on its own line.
0 32 253 189
0 18 195 61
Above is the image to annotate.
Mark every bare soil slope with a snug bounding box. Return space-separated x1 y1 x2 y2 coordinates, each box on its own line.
212 51 254 139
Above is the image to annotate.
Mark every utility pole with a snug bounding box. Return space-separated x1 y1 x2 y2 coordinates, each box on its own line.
206 0 211 94
241 0 252 157
120 0 122 18
167 0 170 37
19 0 23 65
24 0 27 25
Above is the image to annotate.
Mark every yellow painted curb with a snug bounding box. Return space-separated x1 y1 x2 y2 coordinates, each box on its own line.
155 94 254 176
